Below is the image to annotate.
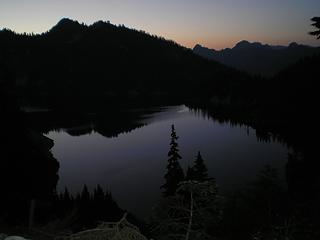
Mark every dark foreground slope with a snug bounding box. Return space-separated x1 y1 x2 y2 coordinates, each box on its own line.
194 41 320 77
0 84 59 226
0 18 248 110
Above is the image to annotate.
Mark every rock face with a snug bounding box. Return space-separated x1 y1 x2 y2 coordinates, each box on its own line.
193 41 320 77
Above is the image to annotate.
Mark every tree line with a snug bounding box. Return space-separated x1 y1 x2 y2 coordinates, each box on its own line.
51 184 124 231
0 18 249 110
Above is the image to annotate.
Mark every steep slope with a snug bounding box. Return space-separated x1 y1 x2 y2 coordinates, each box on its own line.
0 19 248 109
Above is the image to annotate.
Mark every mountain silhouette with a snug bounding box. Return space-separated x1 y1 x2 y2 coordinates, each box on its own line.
50 18 82 32
0 18 248 109
47 18 84 36
193 41 320 77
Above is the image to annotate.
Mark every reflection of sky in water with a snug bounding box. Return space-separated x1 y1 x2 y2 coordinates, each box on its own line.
47 105 288 217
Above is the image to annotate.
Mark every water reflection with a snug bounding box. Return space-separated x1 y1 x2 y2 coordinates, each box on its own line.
45 105 288 217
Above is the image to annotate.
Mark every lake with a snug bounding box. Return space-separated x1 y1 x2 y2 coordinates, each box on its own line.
46 105 288 217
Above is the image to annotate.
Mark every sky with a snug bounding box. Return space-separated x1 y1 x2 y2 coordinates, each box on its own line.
0 0 319 49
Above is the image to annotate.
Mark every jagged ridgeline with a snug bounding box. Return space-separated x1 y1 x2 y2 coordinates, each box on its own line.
0 18 249 109
193 41 320 77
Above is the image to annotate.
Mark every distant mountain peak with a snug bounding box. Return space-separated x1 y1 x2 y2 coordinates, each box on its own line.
193 41 320 77
56 18 79 26
193 44 203 49
289 42 299 47
233 40 251 49
233 40 268 50
49 18 83 33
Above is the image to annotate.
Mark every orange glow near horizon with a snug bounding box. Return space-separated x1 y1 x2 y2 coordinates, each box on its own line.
2 18 319 50
1 0 320 50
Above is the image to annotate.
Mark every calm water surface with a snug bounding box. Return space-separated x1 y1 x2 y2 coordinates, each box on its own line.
46 105 288 217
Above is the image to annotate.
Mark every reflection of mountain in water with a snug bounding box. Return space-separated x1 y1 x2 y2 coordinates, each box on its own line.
26 107 168 138
187 106 277 143
94 113 147 138
26 104 280 143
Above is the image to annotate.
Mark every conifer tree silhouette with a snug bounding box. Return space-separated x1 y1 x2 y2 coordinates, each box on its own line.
81 184 91 202
310 17 320 39
189 151 209 181
161 125 184 196
93 184 105 202
63 187 71 202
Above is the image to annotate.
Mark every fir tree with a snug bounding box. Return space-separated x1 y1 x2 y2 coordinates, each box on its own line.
161 124 184 196
81 184 91 202
187 151 208 181
63 187 71 202
93 184 105 202
309 17 320 39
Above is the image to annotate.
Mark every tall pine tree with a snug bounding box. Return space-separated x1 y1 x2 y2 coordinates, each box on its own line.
186 151 208 181
310 17 320 39
161 125 184 196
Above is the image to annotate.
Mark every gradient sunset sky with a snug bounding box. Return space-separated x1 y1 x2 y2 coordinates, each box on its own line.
1 0 319 49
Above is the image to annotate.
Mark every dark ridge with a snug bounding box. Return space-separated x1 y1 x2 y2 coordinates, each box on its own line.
193 40 320 77
233 40 251 49
0 18 249 110
49 18 83 32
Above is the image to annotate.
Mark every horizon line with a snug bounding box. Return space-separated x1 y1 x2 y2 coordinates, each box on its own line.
1 17 319 50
